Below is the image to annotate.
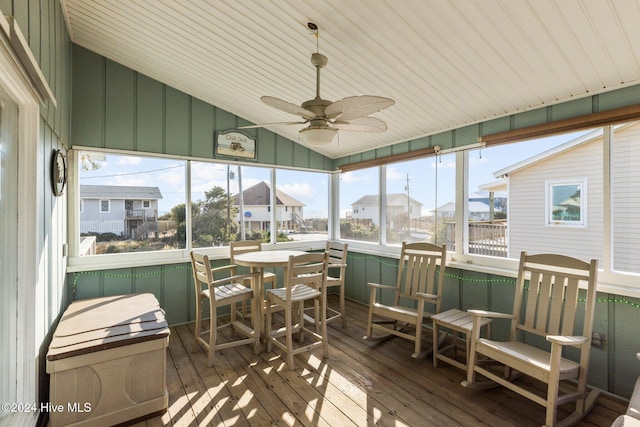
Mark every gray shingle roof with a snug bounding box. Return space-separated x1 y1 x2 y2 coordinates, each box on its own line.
351 193 422 207
234 181 304 207
80 185 163 199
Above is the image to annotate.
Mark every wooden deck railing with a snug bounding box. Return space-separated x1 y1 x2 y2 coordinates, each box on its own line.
447 221 508 257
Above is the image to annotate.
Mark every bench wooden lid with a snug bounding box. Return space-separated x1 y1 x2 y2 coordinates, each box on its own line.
47 293 169 361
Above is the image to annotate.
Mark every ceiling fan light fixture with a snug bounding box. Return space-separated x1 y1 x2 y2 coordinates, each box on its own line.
238 24 394 145
299 125 337 145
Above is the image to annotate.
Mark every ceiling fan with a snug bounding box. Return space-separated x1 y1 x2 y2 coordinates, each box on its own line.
240 22 395 146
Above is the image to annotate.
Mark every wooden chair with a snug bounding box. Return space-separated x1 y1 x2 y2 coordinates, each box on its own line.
191 250 260 367
305 241 348 328
462 251 600 427
363 242 447 358
230 240 277 318
265 252 329 370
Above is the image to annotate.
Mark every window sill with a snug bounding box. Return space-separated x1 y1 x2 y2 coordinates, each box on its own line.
66 240 327 273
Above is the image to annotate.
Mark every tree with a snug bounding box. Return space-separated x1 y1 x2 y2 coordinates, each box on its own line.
192 186 238 246
169 202 198 245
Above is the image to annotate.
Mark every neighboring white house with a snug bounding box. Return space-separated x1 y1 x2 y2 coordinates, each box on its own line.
350 193 423 226
434 201 494 221
492 122 640 273
80 185 162 238
234 181 305 233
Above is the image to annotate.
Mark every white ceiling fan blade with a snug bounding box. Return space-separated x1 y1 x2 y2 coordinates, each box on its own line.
238 121 307 129
333 116 388 132
325 95 395 120
261 96 316 120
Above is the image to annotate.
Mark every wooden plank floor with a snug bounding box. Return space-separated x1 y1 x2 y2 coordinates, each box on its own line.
135 296 627 427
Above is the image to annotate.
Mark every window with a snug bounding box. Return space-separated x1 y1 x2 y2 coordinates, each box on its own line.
546 181 586 226
339 167 380 242
430 152 456 248
385 158 431 245
236 165 272 242
190 162 236 248
78 150 186 255
187 162 330 247
276 169 328 242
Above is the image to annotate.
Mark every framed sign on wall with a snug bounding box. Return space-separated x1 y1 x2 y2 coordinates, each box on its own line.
215 130 257 160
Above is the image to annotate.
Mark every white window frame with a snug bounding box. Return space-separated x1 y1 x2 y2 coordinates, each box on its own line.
67 148 329 271
0 13 49 424
100 199 110 213
142 200 150 209
545 179 587 228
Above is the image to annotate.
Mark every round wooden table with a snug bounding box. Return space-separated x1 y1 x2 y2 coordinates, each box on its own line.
234 250 306 347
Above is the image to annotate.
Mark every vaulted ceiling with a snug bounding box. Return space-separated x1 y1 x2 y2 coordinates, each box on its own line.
61 0 640 159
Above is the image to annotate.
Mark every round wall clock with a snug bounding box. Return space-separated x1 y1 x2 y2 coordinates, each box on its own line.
52 149 67 196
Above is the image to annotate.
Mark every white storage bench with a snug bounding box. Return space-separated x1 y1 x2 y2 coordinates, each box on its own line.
612 353 640 427
46 293 170 427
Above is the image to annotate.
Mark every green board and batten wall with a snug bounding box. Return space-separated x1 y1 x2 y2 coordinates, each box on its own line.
71 46 334 171
69 44 640 399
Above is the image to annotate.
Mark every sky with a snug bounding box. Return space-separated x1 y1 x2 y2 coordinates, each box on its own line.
78 129 589 219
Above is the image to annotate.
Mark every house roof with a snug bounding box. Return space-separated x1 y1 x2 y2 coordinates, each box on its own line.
435 201 491 214
80 185 163 199
477 180 508 193
351 193 422 207
470 190 507 199
61 1 640 160
492 128 606 178
492 123 640 179
234 181 304 207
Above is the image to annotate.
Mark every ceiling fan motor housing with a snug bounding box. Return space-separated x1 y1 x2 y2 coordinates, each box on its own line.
310 52 327 68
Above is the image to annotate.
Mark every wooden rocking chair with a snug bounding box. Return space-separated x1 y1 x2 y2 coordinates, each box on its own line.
363 242 447 358
462 251 600 427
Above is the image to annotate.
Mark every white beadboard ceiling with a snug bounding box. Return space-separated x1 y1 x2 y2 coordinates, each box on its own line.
60 0 640 159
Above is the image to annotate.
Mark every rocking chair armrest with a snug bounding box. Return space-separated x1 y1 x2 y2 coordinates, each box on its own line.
546 335 588 346
329 263 347 268
416 292 439 300
637 352 640 361
468 309 515 319
367 282 395 291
